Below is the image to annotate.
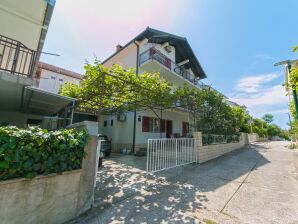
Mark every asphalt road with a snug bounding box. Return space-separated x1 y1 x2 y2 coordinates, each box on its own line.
68 141 298 224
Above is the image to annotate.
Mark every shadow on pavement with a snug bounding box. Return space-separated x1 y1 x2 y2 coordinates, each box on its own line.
68 144 269 223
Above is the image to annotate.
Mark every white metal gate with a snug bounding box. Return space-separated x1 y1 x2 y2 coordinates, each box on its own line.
146 138 196 173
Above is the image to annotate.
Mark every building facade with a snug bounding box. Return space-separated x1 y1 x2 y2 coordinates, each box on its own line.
100 27 207 152
35 62 82 94
0 0 76 128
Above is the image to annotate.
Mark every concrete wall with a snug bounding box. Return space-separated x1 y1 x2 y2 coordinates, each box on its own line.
0 110 44 128
0 170 82 224
193 132 248 164
0 122 98 224
248 133 268 142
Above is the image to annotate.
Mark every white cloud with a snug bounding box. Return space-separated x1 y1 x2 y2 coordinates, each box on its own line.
235 73 279 93
254 54 274 60
229 73 289 128
231 85 287 107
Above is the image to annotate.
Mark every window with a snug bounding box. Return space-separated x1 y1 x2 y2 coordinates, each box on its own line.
59 78 63 82
104 120 107 127
51 76 56 80
142 116 166 133
110 119 113 126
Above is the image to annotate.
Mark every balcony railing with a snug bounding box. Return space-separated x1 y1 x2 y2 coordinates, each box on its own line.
139 47 197 84
0 34 37 77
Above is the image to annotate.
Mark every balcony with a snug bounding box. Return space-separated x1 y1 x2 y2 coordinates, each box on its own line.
0 34 37 77
139 47 197 85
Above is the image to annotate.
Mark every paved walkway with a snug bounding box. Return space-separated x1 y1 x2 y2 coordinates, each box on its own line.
68 141 298 224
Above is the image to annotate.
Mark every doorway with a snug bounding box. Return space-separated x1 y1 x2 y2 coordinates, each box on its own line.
166 120 172 138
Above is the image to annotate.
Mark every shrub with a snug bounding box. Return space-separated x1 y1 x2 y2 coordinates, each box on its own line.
288 143 298 150
0 126 88 180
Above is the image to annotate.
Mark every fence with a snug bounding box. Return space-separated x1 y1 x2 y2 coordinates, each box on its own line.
0 34 36 77
146 138 196 173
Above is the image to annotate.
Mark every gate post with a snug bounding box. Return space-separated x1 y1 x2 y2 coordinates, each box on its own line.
193 132 202 163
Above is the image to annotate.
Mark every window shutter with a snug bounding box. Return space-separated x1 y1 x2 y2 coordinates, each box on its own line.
149 48 156 56
160 119 166 132
165 58 171 70
142 116 150 132
182 122 189 136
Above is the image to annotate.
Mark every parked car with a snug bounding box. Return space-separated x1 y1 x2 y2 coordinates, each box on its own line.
98 134 111 157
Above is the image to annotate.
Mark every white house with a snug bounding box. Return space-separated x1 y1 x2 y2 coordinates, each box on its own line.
100 27 207 153
35 61 82 94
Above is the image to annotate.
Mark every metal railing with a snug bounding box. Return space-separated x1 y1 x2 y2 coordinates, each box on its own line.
146 138 196 173
139 47 197 84
0 34 37 77
202 134 241 146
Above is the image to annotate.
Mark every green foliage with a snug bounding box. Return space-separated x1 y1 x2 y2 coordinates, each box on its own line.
231 106 251 133
60 61 287 138
175 86 244 135
262 114 274 124
252 118 267 137
0 126 88 181
293 46 298 53
60 61 174 113
288 142 298 149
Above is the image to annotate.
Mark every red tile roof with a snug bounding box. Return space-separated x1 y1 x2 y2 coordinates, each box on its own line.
38 62 83 80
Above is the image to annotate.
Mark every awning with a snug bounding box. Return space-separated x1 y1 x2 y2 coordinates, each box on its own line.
21 86 76 116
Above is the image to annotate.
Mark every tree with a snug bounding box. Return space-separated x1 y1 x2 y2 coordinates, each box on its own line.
60 61 175 114
262 114 274 124
231 106 251 133
60 60 262 137
174 85 243 135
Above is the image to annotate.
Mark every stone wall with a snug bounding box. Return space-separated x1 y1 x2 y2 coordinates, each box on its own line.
0 170 82 224
193 132 248 164
0 121 98 224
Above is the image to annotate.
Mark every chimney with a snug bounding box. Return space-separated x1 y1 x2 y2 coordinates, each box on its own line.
116 44 122 52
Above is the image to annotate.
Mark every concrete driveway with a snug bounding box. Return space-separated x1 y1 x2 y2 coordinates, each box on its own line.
68 141 298 224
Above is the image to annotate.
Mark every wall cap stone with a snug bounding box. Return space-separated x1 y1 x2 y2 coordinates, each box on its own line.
0 169 82 186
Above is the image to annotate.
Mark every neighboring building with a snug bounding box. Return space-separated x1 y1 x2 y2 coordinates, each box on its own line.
35 62 82 94
0 0 76 128
100 27 207 152
33 62 98 124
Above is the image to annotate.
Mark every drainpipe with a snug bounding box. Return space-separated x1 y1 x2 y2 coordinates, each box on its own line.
132 41 140 154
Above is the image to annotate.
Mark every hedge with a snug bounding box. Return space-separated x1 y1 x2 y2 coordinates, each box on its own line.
0 126 88 180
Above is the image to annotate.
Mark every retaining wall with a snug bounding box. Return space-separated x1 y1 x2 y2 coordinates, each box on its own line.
193 132 249 164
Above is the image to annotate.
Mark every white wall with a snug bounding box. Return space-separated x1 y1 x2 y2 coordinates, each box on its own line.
38 69 81 94
0 0 48 50
103 43 137 68
99 109 191 151
139 39 176 63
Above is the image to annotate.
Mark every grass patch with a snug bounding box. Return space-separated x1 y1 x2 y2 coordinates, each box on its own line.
203 218 218 224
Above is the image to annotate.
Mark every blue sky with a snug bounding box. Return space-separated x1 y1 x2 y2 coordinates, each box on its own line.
41 0 298 128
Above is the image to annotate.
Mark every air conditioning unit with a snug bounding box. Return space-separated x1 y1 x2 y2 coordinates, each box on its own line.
117 113 126 122
164 45 172 53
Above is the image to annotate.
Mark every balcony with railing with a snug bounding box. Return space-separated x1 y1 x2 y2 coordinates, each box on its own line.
139 47 197 85
0 34 37 77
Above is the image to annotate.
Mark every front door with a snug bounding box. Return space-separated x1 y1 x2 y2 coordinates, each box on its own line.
166 120 172 138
